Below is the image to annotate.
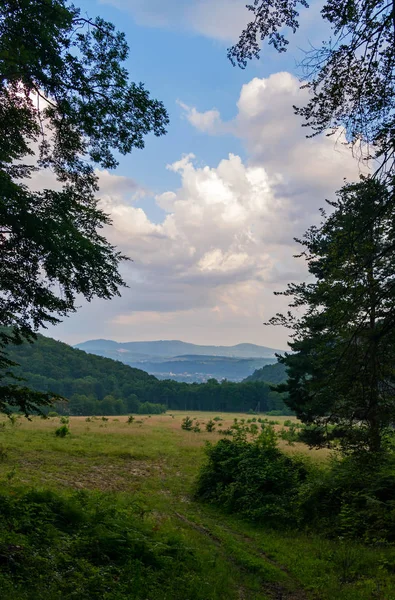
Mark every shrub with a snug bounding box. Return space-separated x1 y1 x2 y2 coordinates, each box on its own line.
0 489 210 600
196 425 308 526
279 423 300 445
47 411 58 418
55 425 70 438
181 416 194 431
218 428 232 436
205 420 216 432
60 416 69 425
127 415 135 424
298 452 395 543
213 416 223 422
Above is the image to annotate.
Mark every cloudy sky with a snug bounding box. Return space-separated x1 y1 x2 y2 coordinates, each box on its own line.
43 0 363 349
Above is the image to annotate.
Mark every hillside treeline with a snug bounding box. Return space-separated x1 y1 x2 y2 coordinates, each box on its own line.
4 335 291 415
244 362 287 384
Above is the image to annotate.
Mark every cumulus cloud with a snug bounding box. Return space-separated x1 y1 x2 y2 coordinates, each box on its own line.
179 72 365 206
177 101 223 134
44 71 364 347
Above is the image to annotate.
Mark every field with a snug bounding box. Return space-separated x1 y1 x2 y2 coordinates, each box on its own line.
0 412 394 599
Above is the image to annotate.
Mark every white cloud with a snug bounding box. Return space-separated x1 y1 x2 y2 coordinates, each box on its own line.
177 100 223 134
100 0 250 42
43 71 364 347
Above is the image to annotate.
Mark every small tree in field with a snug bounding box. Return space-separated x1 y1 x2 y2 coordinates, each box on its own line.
181 416 194 431
271 178 395 454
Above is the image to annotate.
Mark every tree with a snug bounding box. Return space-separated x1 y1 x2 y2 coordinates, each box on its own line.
269 178 395 453
229 0 395 175
0 0 169 413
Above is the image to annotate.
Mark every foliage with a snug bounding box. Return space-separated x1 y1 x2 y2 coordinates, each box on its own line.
55 424 69 437
196 423 308 525
1 333 290 415
244 361 288 384
181 416 194 431
0 489 215 600
197 419 395 543
230 0 395 174
205 420 216 432
0 0 169 414
269 178 395 453
137 402 167 415
298 452 395 543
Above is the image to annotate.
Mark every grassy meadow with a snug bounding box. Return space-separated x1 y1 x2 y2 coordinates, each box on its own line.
0 412 394 599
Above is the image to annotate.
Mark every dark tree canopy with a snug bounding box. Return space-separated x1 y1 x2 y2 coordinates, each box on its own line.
229 0 395 174
270 178 395 453
0 0 169 412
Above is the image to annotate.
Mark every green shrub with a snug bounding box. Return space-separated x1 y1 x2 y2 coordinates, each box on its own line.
298 453 395 543
279 423 300 445
217 428 232 436
60 416 69 425
181 416 194 431
47 411 58 418
205 420 216 432
55 425 70 438
127 415 135 424
196 425 308 526
213 416 223 422
0 489 211 600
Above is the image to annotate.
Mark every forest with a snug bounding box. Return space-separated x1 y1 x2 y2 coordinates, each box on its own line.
3 333 290 415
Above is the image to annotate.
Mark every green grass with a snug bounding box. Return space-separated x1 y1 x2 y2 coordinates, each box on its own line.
0 412 394 599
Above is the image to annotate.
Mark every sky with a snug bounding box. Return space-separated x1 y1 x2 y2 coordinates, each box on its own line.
42 0 363 349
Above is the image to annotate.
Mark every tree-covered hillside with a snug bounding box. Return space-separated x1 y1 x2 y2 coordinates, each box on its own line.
3 335 291 415
244 362 287 385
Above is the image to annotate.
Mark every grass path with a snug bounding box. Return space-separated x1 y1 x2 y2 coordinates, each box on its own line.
0 413 394 599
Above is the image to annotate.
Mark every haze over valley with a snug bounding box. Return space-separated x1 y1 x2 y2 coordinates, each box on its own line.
74 339 283 382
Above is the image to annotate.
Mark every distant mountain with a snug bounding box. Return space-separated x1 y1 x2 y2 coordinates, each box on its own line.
75 339 283 359
244 362 287 385
74 339 284 382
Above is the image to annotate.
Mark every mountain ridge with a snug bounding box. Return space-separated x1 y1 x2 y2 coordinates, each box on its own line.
74 339 284 359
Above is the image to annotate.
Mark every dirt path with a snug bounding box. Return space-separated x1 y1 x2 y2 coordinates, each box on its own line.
174 511 311 600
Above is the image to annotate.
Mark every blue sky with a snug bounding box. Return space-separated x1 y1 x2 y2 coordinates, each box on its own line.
42 0 361 348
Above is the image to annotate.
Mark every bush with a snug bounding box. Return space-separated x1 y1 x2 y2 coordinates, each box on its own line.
55 425 70 438
205 420 216 432
298 452 395 543
0 489 212 600
47 411 58 418
196 425 308 526
127 415 135 424
60 416 69 425
181 416 194 431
